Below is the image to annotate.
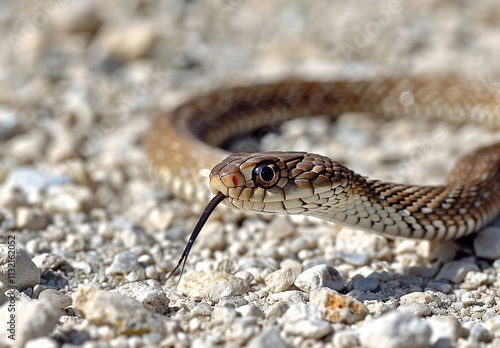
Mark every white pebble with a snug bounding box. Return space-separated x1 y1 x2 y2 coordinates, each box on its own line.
191 302 213 318
0 245 40 289
398 303 432 317
436 261 480 284
283 303 333 339
426 316 461 346
283 318 333 339
0 299 61 346
235 303 265 319
178 272 249 302
73 286 168 334
211 306 237 325
473 227 500 260
264 265 300 293
266 215 295 239
15 207 48 230
267 290 307 304
332 330 360 348
294 264 344 292
485 315 500 333
38 289 72 309
359 311 431 348
247 328 289 348
106 251 138 275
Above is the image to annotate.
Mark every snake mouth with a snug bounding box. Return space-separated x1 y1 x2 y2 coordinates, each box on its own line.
165 192 227 281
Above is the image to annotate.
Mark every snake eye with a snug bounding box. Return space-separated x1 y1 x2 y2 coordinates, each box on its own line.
252 161 280 188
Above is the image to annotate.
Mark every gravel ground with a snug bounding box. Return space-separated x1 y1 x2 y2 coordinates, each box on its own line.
1 1 500 347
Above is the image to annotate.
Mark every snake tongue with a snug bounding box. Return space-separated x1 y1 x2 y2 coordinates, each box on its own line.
165 192 227 282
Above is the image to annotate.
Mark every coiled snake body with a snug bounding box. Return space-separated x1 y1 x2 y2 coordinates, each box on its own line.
146 76 500 269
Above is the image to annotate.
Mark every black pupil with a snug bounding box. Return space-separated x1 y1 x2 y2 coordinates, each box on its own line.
260 166 275 182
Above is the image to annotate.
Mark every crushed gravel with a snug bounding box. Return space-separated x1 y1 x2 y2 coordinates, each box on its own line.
1 1 500 347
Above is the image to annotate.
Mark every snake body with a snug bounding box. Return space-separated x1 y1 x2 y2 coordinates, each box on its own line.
146 77 500 241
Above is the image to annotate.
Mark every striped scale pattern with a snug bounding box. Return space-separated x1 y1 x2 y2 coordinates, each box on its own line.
146 77 500 240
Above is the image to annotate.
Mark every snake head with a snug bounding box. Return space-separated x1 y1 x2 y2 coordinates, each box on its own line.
209 151 348 214
166 151 351 281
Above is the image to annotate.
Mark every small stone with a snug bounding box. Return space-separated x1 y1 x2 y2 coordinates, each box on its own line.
283 303 333 339
2 167 71 196
15 207 48 230
353 277 379 292
290 236 316 253
462 271 490 290
118 282 170 314
98 24 156 61
333 251 371 266
264 265 300 292
189 302 213 318
33 284 46 297
234 270 254 284
124 266 146 282
426 316 461 346
0 299 62 347
266 215 295 239
191 302 213 318
0 186 28 209
0 245 40 289
145 207 175 230
265 301 290 319
336 227 392 261
332 330 360 348
460 292 477 306
44 184 98 214
195 221 227 251
144 265 158 279
73 285 171 335
485 315 500 333
283 318 333 339
469 324 491 342
436 261 480 284
211 306 237 325
400 292 436 305
31 254 69 273
218 295 248 308
106 251 138 275
398 303 432 317
267 290 307 304
247 327 288 348
473 227 500 260
359 311 432 348
235 303 265 319
294 264 344 292
177 272 249 301
38 289 72 308
310 288 368 324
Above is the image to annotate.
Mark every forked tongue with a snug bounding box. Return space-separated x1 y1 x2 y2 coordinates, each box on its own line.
165 192 226 282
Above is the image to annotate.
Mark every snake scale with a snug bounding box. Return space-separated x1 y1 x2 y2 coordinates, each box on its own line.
145 77 500 275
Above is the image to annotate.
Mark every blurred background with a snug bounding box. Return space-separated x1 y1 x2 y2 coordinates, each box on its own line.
1 1 500 345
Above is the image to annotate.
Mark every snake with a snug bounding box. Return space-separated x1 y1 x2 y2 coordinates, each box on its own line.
145 77 500 277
